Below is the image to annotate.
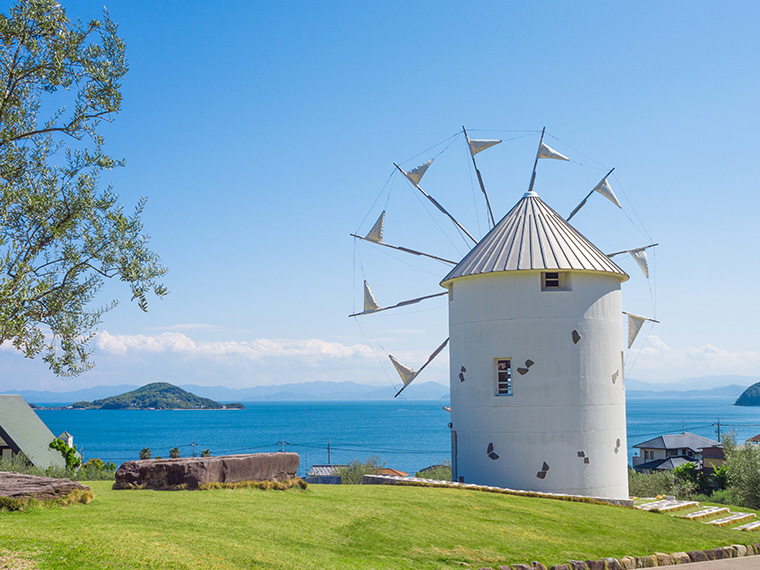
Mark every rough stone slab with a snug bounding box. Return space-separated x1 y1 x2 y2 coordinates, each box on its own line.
635 554 657 567
532 563 546 570
655 552 674 566
585 560 604 570
511 565 531 570
619 556 636 570
114 453 299 490
604 558 622 570
548 565 569 570
636 499 699 512
681 506 729 520
671 552 690 564
733 544 748 557
566 562 585 570
0 472 89 501
710 548 724 559
707 512 757 527
360 474 634 507
735 521 760 531
687 551 707 563
705 550 715 560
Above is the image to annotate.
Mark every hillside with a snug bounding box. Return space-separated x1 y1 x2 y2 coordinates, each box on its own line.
735 382 760 406
71 382 243 410
0 481 750 570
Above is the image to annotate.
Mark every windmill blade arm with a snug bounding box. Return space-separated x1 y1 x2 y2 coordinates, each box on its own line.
395 338 449 397
349 291 448 318
350 234 456 265
566 189 594 222
607 243 659 257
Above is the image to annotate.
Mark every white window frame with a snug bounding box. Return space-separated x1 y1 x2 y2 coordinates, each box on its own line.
541 271 570 291
494 358 512 396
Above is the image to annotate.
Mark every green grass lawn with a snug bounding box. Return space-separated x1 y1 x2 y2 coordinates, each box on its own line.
0 481 756 570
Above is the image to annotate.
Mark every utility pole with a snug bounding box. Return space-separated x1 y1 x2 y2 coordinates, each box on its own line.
191 442 197 457
328 440 331 465
717 419 721 441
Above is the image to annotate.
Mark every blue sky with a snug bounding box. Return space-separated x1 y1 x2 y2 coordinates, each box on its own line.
2 1 760 392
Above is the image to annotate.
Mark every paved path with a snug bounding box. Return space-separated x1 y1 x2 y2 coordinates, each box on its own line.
668 558 760 569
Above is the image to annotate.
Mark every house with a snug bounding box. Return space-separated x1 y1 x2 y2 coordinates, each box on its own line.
0 394 66 469
305 464 345 484
746 434 760 445
632 432 718 473
378 468 409 477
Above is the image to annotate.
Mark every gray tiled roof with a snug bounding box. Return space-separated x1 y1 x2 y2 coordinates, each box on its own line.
308 465 346 477
634 456 695 471
0 395 65 469
633 432 718 452
441 191 628 285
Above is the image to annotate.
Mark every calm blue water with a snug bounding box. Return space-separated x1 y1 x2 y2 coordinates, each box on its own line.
34 397 760 477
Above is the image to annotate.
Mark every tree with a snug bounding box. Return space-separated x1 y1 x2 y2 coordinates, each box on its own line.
138 447 151 460
49 437 81 469
200 449 211 457
722 433 760 509
0 0 166 377
169 447 180 459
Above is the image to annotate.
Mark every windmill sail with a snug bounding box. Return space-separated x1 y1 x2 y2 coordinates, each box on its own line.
365 211 385 243
363 281 380 313
389 355 417 385
538 141 569 161
593 177 621 208
468 138 501 156
629 248 649 278
623 311 659 348
402 159 433 186
392 338 449 397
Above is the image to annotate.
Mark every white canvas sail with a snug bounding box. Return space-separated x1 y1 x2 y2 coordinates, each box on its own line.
538 141 569 161
363 280 380 313
402 158 433 186
389 355 417 385
625 312 649 348
593 177 622 208
468 138 501 156
630 248 649 278
365 211 385 243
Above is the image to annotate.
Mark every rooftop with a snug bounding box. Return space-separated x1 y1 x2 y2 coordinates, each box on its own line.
633 432 719 452
441 191 627 286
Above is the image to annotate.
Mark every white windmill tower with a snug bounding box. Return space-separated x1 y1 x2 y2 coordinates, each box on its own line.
352 127 656 499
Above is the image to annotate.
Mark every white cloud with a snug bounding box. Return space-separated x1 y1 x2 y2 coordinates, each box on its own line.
94 331 374 361
627 335 760 379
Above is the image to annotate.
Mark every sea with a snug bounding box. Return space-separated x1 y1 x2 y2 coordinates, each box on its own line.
34 397 760 478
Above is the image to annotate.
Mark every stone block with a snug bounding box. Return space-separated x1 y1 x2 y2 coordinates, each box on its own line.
604 558 622 570
114 453 299 490
686 551 707 563
531 562 546 570
0 472 89 501
635 555 657 568
585 560 605 570
567 561 586 570
670 552 690 565
655 552 673 566
548 565 569 570
511 565 531 570
704 550 715 561
733 544 748 557
619 556 636 570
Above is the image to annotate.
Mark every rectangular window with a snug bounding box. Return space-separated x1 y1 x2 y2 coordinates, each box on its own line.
541 271 570 291
495 358 512 396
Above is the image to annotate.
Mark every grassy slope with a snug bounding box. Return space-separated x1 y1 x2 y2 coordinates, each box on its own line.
0 482 754 570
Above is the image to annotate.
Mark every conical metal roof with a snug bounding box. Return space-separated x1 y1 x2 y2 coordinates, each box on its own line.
441 191 628 285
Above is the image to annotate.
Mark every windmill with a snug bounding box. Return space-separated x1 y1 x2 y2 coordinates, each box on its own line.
351 127 657 498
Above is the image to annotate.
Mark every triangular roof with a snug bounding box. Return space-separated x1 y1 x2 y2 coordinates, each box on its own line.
0 395 65 469
441 191 628 285
633 432 718 451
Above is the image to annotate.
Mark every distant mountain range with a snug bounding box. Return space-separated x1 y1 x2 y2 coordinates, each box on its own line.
6 380 450 405
6 374 758 405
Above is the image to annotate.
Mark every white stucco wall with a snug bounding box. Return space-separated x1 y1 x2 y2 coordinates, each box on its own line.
447 270 629 498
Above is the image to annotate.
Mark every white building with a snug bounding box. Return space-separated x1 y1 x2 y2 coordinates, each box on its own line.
441 190 630 499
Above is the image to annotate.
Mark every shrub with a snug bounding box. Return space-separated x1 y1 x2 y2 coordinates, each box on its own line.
139 448 152 460
628 468 696 499
201 449 211 457
49 439 81 469
722 433 760 509
336 457 384 484
169 447 180 459
415 461 452 481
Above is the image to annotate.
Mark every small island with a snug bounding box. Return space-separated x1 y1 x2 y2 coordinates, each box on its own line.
70 382 245 410
734 382 760 406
